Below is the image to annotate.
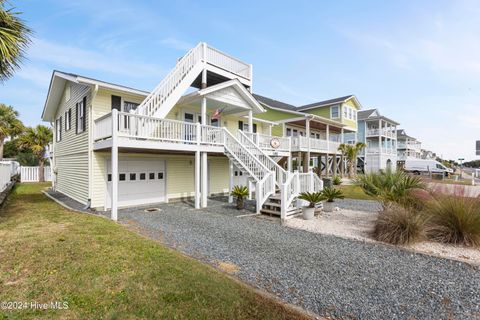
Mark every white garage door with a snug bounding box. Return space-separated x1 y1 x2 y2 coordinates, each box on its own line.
106 158 166 208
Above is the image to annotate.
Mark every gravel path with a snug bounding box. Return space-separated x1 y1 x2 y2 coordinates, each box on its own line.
119 199 480 320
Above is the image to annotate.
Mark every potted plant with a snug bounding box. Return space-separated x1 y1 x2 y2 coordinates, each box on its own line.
231 185 249 210
298 192 325 220
321 187 345 212
332 175 342 186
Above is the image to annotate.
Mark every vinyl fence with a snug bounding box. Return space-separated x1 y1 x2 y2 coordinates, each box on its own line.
0 163 12 192
20 166 52 183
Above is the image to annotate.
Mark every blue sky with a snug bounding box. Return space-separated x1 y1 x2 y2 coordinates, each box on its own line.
2 0 479 160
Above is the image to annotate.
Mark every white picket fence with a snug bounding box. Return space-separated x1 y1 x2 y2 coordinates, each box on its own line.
20 166 52 183
0 163 12 192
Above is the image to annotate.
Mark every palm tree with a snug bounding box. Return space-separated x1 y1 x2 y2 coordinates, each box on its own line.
338 142 366 178
0 103 24 160
17 125 52 182
0 1 32 82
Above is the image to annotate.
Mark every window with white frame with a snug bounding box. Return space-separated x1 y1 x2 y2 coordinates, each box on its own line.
331 105 339 118
56 117 62 142
65 109 71 131
76 97 86 133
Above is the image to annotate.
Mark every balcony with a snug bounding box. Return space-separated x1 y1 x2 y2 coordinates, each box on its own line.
366 147 397 155
94 111 225 153
291 136 341 154
366 128 396 138
243 132 291 155
398 141 421 152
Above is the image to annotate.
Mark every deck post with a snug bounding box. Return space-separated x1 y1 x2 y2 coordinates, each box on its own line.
111 109 119 221
306 119 310 173
248 110 253 133
228 160 233 203
201 152 208 208
195 151 201 209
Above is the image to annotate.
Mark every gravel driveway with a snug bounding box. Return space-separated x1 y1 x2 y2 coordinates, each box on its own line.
118 199 480 320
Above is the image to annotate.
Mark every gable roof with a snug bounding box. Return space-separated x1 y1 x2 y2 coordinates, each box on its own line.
252 94 298 112
297 95 359 111
178 79 265 114
396 129 416 140
357 108 400 125
42 70 149 122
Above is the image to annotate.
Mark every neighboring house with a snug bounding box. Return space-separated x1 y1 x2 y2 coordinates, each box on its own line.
421 149 436 160
396 129 422 161
357 109 399 173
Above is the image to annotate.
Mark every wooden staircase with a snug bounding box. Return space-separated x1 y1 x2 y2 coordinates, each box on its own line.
260 193 301 217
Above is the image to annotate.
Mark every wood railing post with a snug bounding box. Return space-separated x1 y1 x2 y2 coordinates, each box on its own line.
196 122 201 146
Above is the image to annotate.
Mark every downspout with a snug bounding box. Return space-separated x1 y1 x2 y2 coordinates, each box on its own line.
85 84 99 210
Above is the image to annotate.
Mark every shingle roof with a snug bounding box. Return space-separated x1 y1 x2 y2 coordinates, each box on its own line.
298 95 354 110
357 109 378 120
252 94 297 111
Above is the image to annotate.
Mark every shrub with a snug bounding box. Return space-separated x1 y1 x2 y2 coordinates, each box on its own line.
425 196 480 247
332 175 342 185
373 204 427 245
321 187 345 202
355 170 425 208
298 192 325 208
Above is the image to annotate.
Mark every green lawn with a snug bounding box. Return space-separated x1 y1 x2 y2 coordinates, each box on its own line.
0 183 308 320
338 184 374 200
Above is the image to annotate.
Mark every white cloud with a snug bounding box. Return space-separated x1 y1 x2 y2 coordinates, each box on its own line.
160 37 194 51
16 65 52 87
27 38 165 78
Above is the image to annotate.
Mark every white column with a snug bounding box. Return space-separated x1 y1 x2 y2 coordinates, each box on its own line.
267 124 272 136
111 109 119 221
341 127 344 143
306 119 310 173
201 152 208 208
248 110 253 133
378 119 382 154
195 151 201 209
228 160 233 203
287 155 292 172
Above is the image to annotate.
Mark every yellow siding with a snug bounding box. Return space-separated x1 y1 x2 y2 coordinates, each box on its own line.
56 153 89 204
92 88 146 120
209 156 229 194
53 82 90 204
91 152 230 209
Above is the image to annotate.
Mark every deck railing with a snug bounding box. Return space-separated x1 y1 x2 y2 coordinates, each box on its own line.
244 132 291 153
94 112 226 146
205 45 251 79
366 129 396 138
291 136 341 153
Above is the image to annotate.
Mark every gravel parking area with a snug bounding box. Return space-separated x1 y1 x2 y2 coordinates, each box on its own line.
119 199 480 319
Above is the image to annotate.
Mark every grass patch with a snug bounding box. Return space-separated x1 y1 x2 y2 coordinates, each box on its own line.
338 185 374 200
0 183 309 319
425 196 480 247
373 204 427 245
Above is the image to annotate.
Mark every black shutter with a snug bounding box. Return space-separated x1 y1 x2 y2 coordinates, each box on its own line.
253 123 257 133
238 121 243 131
111 95 121 111
82 96 87 131
75 103 79 133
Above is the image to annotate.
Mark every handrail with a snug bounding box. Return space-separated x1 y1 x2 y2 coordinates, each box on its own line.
222 128 271 182
238 131 288 186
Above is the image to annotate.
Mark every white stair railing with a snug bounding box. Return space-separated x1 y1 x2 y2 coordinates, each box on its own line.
136 43 205 118
280 171 323 220
223 128 271 182
237 131 288 187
